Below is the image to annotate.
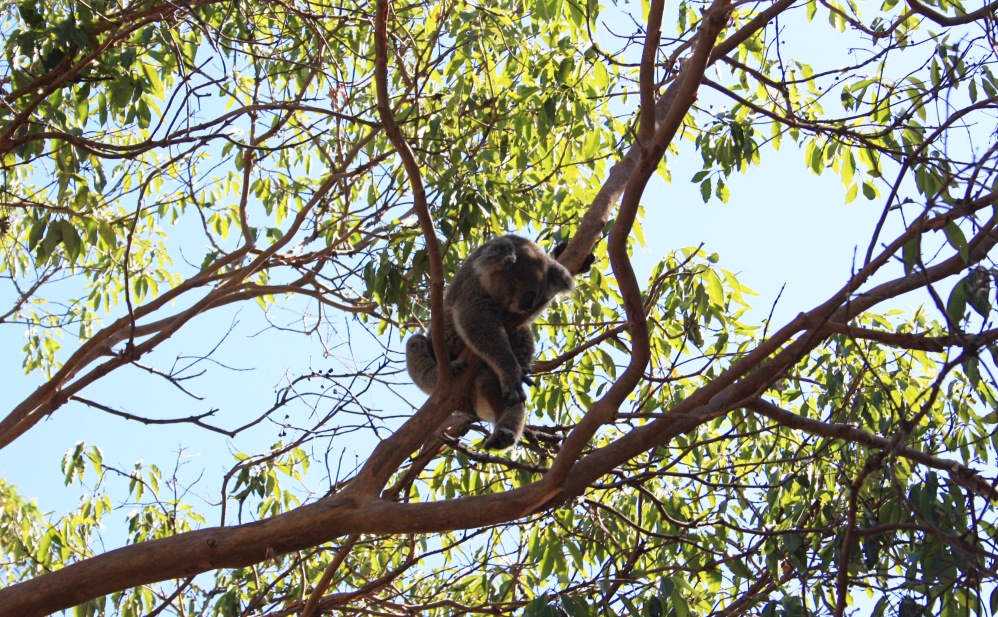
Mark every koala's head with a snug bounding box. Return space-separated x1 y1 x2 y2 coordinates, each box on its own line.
474 235 574 315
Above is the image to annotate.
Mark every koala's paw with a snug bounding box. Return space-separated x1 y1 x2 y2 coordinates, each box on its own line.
502 383 527 408
450 360 468 376
482 428 518 450
552 241 597 274
406 333 434 358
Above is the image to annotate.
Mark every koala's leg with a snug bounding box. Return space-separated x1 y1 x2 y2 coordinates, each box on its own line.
407 333 467 397
473 369 526 450
483 404 526 450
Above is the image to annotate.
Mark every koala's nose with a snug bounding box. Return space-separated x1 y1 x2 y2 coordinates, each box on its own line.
520 291 538 310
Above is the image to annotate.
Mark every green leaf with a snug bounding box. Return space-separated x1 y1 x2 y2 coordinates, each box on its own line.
863 537 880 568
58 220 82 263
141 60 165 99
902 236 920 274
543 97 557 125
841 151 855 186
62 441 85 486
18 1 45 28
547 0 564 20
862 181 878 199
962 355 981 387
658 577 675 598
964 267 991 317
807 140 823 174
715 181 730 203
593 60 609 90
28 218 47 251
120 48 137 68
539 544 556 580
75 94 89 124
97 222 117 249
524 596 551 617
942 222 969 263
704 269 725 306
899 597 923 617
644 596 663 617
110 76 133 109
97 91 108 125
859 147 880 175
57 18 89 49
671 587 690 617
561 594 590 617
946 280 967 325
556 58 574 85
41 222 63 259
728 559 753 579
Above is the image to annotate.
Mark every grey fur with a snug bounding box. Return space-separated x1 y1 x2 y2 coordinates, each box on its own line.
406 235 574 450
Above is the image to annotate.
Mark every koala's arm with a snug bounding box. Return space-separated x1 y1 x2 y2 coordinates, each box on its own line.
508 324 536 383
552 241 597 275
451 299 526 404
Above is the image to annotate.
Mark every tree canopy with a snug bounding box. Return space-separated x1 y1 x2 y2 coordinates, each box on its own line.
1 0 998 615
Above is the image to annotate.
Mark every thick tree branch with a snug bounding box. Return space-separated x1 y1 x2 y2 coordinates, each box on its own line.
638 0 667 143
363 0 453 496
0 468 564 616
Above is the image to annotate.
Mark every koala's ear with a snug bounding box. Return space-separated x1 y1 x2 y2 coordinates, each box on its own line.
552 241 596 275
481 236 517 268
473 236 517 280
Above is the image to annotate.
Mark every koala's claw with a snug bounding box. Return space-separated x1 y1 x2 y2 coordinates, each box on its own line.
406 333 430 352
502 384 527 407
449 360 468 376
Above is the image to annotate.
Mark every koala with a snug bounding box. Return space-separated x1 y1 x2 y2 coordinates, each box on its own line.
406 234 576 450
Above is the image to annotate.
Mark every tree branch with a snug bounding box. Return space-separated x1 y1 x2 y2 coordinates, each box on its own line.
745 398 998 502
545 0 733 490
